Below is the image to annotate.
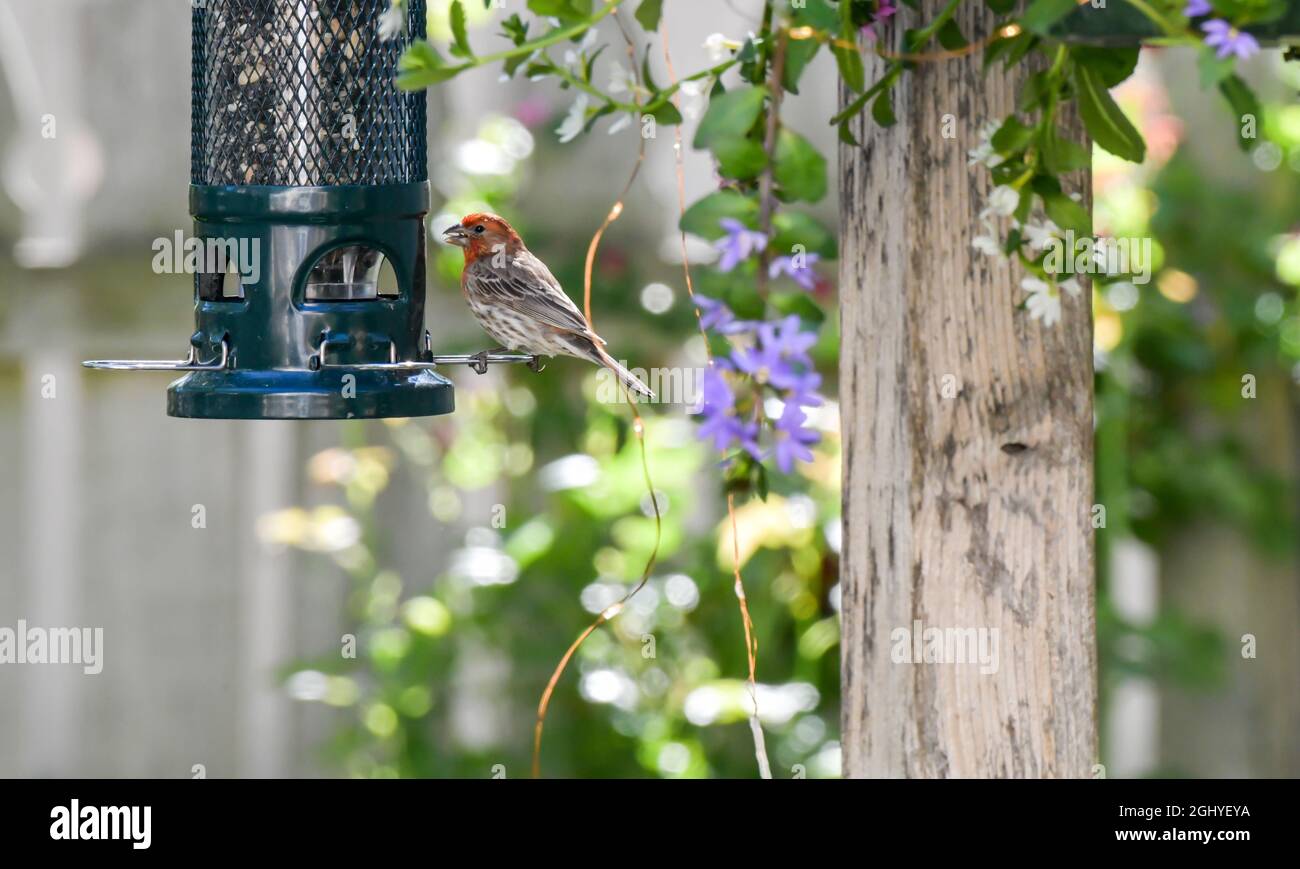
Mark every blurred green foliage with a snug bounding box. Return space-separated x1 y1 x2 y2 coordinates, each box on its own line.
273 111 842 778
1095 89 1300 708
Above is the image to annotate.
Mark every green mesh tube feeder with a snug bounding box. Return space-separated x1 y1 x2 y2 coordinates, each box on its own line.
84 0 533 419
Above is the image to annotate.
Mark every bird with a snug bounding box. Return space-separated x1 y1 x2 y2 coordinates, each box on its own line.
442 213 655 400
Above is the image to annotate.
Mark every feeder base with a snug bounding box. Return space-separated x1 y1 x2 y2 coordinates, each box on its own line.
167 368 454 420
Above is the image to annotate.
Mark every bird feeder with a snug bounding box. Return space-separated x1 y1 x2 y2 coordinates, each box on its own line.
1053 3 1300 45
84 0 533 419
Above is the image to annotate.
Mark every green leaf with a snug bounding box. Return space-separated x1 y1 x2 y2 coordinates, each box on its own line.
991 116 1036 154
1071 45 1138 88
693 85 767 149
648 100 683 126
1074 64 1145 163
782 38 821 95
499 13 529 45
1038 187 1091 237
937 19 968 51
1040 124 1091 173
772 211 837 259
791 0 840 31
740 40 766 85
640 53 662 92
985 30 1036 71
835 0 865 92
715 139 768 180
833 44 865 92
991 158 1028 186
1018 71 1051 113
680 190 759 239
449 0 474 59
527 0 589 22
1020 0 1078 35
396 42 461 90
583 102 615 135
1219 75 1261 152
871 89 896 128
774 129 828 203
634 0 663 31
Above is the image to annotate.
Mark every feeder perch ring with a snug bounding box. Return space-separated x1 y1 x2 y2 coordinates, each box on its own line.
311 333 538 376
82 338 231 372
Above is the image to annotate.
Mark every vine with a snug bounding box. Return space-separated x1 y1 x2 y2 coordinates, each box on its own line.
390 0 1293 773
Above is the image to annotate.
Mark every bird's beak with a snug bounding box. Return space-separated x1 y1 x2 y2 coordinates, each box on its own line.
442 224 470 247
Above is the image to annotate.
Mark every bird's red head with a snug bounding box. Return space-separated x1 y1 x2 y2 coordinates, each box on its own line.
442 213 522 261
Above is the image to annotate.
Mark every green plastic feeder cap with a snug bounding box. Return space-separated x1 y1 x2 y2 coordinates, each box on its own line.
84 0 533 419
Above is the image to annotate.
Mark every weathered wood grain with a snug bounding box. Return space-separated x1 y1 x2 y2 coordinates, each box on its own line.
839 2 1098 778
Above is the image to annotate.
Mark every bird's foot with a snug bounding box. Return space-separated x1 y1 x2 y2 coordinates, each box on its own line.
528 355 547 374
469 350 491 375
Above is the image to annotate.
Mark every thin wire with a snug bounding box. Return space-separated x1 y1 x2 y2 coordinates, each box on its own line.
662 15 772 780
532 396 661 778
798 24 1025 64
532 7 661 780
755 28 787 297
582 8 646 330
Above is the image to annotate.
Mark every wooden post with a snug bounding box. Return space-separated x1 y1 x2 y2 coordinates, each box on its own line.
839 2 1098 778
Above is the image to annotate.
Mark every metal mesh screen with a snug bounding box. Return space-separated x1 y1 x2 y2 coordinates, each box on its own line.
192 0 427 187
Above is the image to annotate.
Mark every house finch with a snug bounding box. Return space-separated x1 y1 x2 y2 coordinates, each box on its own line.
442 213 655 400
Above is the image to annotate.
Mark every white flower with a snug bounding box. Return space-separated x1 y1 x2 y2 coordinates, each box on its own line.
981 185 1019 219
607 113 632 136
556 94 589 144
680 80 707 121
972 232 1002 258
704 33 739 64
607 63 638 96
564 28 599 72
1059 277 1083 297
972 219 1006 258
1022 277 1062 328
1021 220 1062 252
377 1 405 42
967 121 1002 168
967 142 998 168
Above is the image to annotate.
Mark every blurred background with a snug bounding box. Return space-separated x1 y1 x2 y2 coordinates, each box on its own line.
0 0 1294 778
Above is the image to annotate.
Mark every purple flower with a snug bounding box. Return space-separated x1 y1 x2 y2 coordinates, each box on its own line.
731 316 818 390
860 0 897 41
1184 0 1211 17
715 218 767 272
768 253 822 291
693 295 756 335
765 315 819 358
1201 19 1260 60
787 370 825 408
695 366 761 458
694 294 734 332
771 403 820 473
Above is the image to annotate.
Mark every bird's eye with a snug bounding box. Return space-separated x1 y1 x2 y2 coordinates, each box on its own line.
474 225 486 234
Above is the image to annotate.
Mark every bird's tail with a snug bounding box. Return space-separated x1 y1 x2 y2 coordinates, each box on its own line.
598 348 655 400
569 336 655 400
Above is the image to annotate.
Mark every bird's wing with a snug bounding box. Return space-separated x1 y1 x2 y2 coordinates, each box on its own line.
466 252 605 343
